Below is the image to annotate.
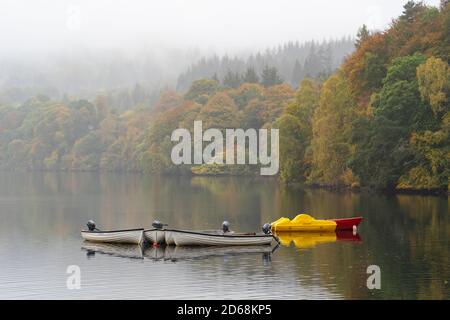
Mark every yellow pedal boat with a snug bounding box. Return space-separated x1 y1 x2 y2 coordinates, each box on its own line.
271 214 362 232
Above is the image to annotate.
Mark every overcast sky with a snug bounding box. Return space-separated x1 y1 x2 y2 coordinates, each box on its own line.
0 0 442 57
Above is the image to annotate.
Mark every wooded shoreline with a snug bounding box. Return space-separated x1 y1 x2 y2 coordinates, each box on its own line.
1 2 448 195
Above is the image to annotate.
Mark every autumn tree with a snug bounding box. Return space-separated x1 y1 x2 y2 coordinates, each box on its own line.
397 56 450 191
231 83 264 110
351 54 431 190
241 99 269 129
417 56 449 117
263 84 295 123
275 79 320 182
198 92 240 129
309 72 357 187
184 79 220 104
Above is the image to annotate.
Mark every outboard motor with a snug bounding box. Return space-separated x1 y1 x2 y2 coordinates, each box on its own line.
222 221 230 233
87 220 97 231
152 220 167 230
262 223 272 235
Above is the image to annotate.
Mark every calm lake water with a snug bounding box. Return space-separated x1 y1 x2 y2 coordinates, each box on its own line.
0 172 448 299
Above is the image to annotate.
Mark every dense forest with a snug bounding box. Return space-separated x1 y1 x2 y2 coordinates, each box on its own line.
176 37 355 90
0 1 448 194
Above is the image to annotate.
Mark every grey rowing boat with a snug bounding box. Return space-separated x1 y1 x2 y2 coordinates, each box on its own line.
81 220 143 244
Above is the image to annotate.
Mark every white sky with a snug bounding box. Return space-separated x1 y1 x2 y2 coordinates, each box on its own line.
0 0 442 56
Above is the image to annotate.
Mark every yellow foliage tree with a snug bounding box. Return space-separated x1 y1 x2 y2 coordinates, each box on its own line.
417 56 449 117
308 71 357 187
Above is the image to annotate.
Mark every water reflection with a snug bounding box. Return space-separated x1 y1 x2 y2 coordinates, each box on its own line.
81 242 144 260
0 172 448 299
81 242 279 264
275 232 361 249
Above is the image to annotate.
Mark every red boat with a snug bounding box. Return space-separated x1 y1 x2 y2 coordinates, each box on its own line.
329 217 363 231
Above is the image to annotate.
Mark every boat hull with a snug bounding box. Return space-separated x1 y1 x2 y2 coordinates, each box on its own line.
165 229 222 245
330 217 363 231
170 230 274 246
81 229 144 244
144 229 166 244
164 230 175 245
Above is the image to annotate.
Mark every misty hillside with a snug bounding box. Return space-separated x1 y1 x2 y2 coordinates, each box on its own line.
0 38 355 110
176 37 355 91
0 48 199 107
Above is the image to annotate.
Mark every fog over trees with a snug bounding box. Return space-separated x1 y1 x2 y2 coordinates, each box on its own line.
177 37 355 90
0 37 355 111
0 48 198 107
